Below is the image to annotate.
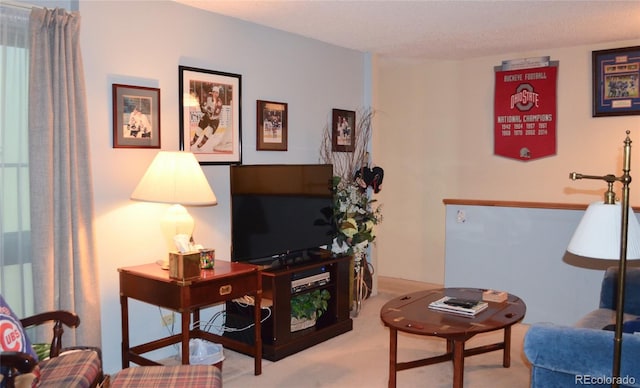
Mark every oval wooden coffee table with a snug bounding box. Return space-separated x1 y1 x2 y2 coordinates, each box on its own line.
380 287 526 388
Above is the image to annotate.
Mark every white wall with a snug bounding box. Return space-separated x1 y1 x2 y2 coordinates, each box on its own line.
79 0 365 373
373 59 461 284
444 204 640 326
373 40 640 285
51 0 640 373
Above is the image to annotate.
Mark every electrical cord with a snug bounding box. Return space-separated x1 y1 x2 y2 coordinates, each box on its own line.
155 299 270 362
190 298 272 333
157 307 180 354
158 297 272 344
221 301 272 333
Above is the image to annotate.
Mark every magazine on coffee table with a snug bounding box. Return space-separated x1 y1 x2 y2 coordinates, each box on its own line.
428 296 488 316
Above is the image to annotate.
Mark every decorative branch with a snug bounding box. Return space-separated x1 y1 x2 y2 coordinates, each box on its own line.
320 107 374 182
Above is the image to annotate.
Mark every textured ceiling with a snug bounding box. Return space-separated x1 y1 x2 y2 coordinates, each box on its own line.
174 0 640 60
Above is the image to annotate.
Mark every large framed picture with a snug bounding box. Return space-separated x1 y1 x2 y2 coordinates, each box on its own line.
179 65 242 164
332 109 355 152
112 84 160 148
257 100 288 151
592 46 640 117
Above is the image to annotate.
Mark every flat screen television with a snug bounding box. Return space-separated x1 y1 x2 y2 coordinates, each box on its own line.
230 164 335 265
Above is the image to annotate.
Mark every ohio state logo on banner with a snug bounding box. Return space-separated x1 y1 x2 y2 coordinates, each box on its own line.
494 65 557 161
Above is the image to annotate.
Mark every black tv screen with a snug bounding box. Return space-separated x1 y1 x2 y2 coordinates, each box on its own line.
230 164 335 264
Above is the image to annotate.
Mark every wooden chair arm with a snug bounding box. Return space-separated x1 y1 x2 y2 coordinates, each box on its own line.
0 351 37 374
20 310 79 328
20 310 80 358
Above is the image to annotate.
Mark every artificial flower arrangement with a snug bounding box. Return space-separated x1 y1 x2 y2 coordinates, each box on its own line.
330 175 383 258
320 108 384 309
320 108 384 259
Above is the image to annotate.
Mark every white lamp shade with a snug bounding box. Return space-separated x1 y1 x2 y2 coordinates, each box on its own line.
567 201 640 260
131 151 217 205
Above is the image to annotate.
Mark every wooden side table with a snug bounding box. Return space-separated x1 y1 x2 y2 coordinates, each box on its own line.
119 260 262 375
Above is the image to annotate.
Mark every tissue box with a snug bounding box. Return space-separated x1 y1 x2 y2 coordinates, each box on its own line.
169 251 201 281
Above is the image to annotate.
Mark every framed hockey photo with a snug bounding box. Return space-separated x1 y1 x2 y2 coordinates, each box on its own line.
592 46 640 117
257 100 288 151
112 84 160 148
332 109 355 152
179 66 242 165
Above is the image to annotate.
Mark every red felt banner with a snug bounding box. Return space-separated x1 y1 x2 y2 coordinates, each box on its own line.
494 66 557 161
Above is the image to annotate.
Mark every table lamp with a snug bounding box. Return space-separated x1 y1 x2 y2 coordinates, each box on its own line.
131 151 217 259
567 131 640 387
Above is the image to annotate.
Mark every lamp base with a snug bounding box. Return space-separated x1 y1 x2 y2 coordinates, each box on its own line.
160 203 195 253
156 204 195 268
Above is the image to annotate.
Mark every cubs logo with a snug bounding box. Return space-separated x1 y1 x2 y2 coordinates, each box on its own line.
0 314 25 352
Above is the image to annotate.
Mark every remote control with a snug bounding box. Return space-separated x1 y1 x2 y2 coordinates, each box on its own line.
443 298 478 309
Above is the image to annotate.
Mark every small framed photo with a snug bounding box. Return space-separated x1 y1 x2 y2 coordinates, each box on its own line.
592 46 640 117
332 109 355 152
112 84 160 148
179 65 242 165
257 100 288 151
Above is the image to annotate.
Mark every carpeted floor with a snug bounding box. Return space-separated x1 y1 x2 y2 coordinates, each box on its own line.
222 277 532 387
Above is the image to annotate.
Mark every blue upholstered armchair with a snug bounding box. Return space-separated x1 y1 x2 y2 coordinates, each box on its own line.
524 267 640 387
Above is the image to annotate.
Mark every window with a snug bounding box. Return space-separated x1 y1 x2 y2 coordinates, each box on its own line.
0 5 32 317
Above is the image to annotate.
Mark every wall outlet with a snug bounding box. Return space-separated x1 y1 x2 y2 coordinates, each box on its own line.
161 312 175 327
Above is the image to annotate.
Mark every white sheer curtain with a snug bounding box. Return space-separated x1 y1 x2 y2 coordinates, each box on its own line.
0 5 33 318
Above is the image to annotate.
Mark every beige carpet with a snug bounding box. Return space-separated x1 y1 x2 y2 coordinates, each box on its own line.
222 277 532 387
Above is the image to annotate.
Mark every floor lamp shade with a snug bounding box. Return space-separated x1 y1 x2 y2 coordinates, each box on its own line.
567 132 635 388
567 201 640 260
131 151 217 252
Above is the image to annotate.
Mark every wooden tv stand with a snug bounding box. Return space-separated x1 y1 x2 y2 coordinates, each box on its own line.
225 254 353 361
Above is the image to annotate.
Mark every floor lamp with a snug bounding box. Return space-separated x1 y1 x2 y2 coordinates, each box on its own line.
567 131 640 387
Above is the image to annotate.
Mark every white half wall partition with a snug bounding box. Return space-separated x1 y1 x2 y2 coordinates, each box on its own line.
443 199 640 326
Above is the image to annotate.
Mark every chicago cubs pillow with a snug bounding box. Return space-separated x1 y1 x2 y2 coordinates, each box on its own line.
0 294 40 387
0 295 38 360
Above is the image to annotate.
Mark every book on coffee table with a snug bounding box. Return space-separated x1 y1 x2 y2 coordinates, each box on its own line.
428 296 488 316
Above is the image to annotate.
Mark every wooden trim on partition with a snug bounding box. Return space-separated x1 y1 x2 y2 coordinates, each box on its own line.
442 198 640 213
442 198 588 210
442 198 640 212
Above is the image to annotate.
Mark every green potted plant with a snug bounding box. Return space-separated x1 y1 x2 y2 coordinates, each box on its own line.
290 289 331 332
